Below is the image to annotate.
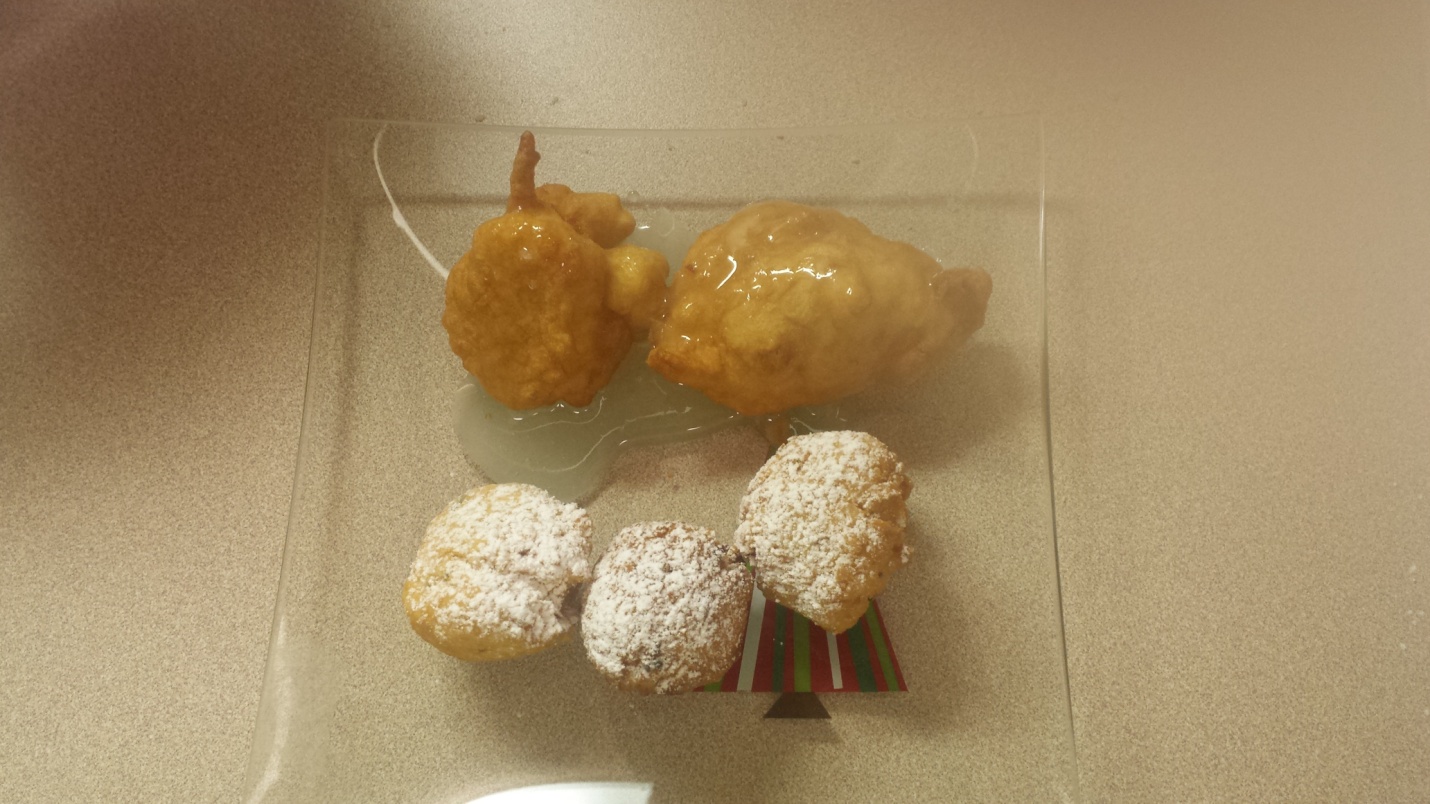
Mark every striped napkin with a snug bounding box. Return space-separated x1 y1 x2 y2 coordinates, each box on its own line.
701 587 907 693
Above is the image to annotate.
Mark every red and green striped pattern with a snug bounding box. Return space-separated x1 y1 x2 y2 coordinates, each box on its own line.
700 587 907 693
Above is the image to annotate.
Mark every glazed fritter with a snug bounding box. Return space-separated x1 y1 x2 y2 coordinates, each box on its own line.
648 200 991 415
443 132 667 409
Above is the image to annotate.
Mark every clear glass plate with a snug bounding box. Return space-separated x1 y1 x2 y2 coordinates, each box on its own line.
243 118 1076 803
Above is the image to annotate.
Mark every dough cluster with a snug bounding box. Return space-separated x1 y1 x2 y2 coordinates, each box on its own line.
404 429 914 689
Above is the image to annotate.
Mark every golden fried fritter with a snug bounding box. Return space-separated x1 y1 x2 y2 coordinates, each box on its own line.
442 132 666 409
647 200 992 415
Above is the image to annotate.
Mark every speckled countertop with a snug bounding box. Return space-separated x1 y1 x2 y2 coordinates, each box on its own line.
2 3 1428 801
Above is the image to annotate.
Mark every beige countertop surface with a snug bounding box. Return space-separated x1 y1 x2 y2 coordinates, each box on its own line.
3 2 1428 802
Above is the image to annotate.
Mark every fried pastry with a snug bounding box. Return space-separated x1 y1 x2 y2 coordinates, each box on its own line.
582 521 751 694
443 132 668 409
648 200 991 415
404 483 593 662
735 430 911 633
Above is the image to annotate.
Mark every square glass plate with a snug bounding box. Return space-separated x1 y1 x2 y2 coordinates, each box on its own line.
243 118 1076 803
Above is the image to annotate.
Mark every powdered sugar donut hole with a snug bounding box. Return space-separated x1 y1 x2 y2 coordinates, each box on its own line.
735 430 912 633
582 521 752 694
404 483 593 662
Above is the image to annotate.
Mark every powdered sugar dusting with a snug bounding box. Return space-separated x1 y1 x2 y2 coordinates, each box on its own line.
405 484 592 657
734 430 912 632
582 521 752 694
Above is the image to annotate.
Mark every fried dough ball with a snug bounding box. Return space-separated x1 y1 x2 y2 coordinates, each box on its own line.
403 484 593 662
647 200 993 415
582 521 752 694
604 244 670 334
442 132 667 409
735 431 911 634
